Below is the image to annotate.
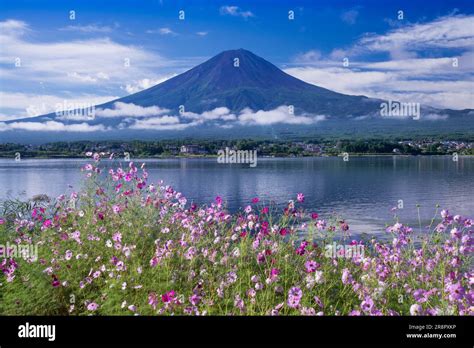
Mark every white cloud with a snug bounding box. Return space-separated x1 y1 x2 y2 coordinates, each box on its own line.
285 66 390 95
181 107 235 121
0 92 118 120
0 103 369 133
67 71 110 83
220 6 254 18
95 102 170 117
0 19 183 118
129 117 196 130
121 75 176 94
130 105 320 129
285 61 474 109
360 15 474 56
327 15 474 60
0 28 165 86
196 31 208 36
0 19 29 33
0 121 106 132
238 106 325 126
286 15 474 110
0 20 173 90
59 24 114 33
293 50 322 64
146 27 177 35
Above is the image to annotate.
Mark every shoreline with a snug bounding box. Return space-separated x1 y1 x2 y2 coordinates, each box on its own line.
1 153 473 160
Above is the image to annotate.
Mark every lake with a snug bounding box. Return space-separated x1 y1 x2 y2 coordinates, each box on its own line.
0 156 473 235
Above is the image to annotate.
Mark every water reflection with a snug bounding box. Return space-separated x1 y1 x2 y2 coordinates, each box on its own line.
0 156 472 235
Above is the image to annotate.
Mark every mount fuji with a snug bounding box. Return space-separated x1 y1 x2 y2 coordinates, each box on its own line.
2 49 472 142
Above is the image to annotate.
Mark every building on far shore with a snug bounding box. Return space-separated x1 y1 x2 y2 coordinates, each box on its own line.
180 145 208 155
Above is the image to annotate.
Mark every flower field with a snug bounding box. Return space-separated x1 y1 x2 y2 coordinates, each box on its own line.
0 153 472 316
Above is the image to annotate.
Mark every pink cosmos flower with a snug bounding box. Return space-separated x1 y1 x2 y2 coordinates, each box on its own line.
314 296 324 308
289 287 302 298
296 193 305 203
446 282 465 301
296 241 309 255
304 260 319 273
410 304 423 315
287 287 303 309
112 205 121 214
148 292 158 310
252 197 259 204
287 296 300 308
234 294 245 311
270 268 280 278
413 289 428 303
190 294 201 306
112 232 122 243
341 268 352 285
316 219 326 230
361 297 374 313
87 302 99 311
450 228 462 239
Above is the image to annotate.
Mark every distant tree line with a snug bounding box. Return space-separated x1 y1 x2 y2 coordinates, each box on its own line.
0 138 472 159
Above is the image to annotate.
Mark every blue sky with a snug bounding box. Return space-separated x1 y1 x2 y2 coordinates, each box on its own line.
0 0 473 122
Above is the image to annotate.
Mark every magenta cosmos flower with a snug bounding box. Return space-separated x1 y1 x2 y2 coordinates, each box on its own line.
297 193 305 203
161 290 177 303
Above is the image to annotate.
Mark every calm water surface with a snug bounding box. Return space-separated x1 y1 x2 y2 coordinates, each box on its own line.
0 156 473 235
